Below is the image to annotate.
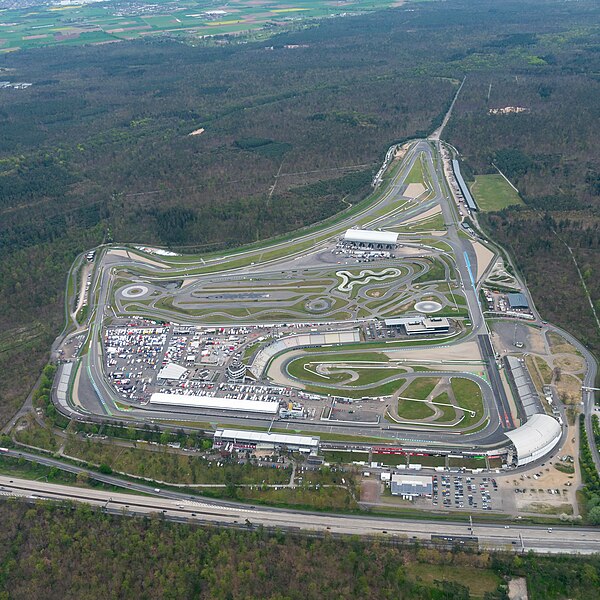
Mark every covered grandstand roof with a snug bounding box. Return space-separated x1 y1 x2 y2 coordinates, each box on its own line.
250 329 360 378
505 414 562 466
157 363 188 380
504 355 543 418
344 229 399 246
149 392 278 414
214 428 319 450
452 160 478 211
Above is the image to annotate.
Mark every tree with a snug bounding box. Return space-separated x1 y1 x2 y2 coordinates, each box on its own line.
76 471 89 485
588 506 600 526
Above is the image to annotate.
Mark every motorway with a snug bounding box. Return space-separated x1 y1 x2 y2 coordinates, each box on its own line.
1 472 599 554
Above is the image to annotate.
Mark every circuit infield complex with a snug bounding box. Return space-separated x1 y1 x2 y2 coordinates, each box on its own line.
54 139 584 470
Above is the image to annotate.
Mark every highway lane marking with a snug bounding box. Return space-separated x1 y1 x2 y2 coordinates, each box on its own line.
183 501 257 513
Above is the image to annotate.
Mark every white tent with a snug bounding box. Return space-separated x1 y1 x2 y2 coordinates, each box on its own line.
157 363 188 381
343 229 399 246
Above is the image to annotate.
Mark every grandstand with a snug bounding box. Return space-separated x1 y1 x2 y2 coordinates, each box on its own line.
251 329 361 378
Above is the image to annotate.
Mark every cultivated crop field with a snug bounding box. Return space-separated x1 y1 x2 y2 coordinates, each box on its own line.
0 0 403 52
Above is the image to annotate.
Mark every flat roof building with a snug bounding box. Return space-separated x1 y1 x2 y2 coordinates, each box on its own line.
507 293 529 310
384 316 450 335
149 392 279 415
343 229 399 247
214 428 320 453
390 474 432 498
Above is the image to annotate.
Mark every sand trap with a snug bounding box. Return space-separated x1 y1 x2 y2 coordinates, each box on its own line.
181 277 197 288
109 249 166 269
188 128 205 136
401 203 442 225
472 240 496 283
404 183 426 199
394 246 435 257
387 340 482 362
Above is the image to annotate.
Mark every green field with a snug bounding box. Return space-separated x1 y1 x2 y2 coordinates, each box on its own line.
469 174 524 211
406 563 501 599
404 155 426 185
402 377 440 400
450 377 484 427
0 0 404 53
396 399 435 420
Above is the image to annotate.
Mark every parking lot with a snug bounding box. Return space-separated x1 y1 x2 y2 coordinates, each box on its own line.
102 321 259 401
430 474 502 512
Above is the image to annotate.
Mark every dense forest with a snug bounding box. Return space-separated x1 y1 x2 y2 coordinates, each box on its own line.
0 499 599 600
1 0 600 423
446 63 600 357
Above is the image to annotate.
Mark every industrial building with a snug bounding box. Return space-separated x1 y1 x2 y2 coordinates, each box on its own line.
149 392 279 415
390 474 433 498
507 293 529 310
384 316 450 335
213 428 320 453
452 160 478 212
343 229 399 248
505 414 562 466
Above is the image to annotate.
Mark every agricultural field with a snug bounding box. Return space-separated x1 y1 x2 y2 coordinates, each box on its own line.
0 0 405 52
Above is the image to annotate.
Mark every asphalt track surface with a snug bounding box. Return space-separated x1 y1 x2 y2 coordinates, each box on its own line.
3 136 598 550
46 139 599 466
53 141 506 448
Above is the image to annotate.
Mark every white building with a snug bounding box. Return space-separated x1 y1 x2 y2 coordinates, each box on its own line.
505 414 562 466
343 229 399 248
384 316 450 335
149 392 278 415
157 363 188 381
213 428 320 453
390 474 432 498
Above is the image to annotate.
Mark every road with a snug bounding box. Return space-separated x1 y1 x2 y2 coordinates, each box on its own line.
1 473 598 554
